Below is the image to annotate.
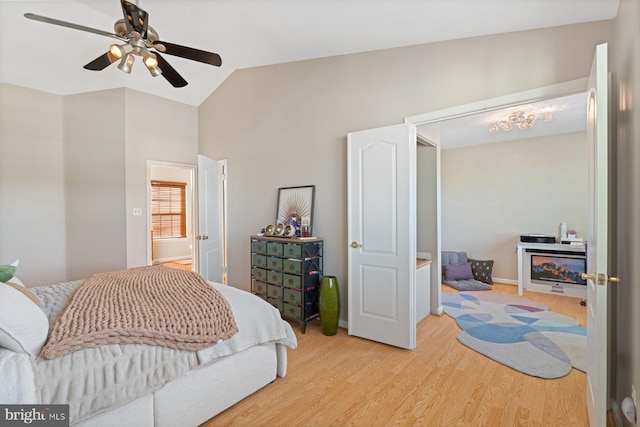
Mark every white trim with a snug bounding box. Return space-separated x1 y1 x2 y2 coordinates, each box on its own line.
405 78 588 127
221 159 229 284
146 160 197 267
493 278 517 286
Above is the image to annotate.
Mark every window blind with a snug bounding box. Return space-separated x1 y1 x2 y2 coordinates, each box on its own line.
151 180 187 239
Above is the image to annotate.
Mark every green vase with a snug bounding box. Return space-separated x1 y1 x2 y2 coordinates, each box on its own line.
319 275 340 336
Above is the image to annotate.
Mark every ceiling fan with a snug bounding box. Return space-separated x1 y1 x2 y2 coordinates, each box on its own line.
24 0 222 88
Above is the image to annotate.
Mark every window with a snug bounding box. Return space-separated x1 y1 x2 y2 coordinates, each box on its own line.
151 180 187 239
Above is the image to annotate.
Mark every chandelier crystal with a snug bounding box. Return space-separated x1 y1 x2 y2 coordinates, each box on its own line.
489 111 552 133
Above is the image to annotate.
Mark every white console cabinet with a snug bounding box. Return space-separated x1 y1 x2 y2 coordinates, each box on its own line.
517 242 587 298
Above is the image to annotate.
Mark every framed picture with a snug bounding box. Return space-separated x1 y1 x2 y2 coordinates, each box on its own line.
276 185 315 234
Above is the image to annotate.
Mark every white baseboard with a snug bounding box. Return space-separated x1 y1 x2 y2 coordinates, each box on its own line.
493 277 517 286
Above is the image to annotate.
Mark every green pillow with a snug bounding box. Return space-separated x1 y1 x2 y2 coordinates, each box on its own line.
0 264 17 283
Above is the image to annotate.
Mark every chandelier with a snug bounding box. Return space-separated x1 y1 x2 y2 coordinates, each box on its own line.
489 111 552 133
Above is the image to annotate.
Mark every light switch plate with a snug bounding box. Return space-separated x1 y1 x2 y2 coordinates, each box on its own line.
133 208 142 216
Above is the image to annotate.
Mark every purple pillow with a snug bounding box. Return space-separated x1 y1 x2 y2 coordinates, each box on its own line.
443 262 474 281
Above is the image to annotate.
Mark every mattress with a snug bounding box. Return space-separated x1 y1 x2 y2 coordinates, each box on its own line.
0 279 296 424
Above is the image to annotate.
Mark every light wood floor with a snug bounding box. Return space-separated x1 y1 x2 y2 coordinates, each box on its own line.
161 260 193 271
202 283 589 426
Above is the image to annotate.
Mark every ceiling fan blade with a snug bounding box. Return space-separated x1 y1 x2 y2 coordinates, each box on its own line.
83 51 119 71
24 13 125 42
120 1 149 38
155 53 188 88
156 41 222 67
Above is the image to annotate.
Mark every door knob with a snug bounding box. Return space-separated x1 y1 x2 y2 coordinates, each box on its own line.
581 272 596 282
581 272 622 286
351 241 362 248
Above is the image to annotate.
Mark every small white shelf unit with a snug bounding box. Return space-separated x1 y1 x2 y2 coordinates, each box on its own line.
517 242 587 298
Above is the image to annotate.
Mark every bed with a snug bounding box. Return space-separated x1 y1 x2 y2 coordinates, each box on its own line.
0 266 297 426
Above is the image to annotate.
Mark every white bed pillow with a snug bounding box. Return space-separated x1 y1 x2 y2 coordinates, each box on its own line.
0 283 49 355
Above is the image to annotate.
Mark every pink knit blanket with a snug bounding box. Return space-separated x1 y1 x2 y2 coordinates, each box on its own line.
40 266 238 359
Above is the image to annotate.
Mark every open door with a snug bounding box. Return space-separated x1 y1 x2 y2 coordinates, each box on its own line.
197 155 225 283
585 42 618 427
347 123 417 349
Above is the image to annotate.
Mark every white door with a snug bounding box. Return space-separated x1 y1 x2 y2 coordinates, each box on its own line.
347 123 417 350
197 155 224 283
585 43 616 427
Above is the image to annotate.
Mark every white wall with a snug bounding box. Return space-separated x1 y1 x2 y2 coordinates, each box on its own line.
124 90 198 268
64 89 127 281
199 21 613 324
441 131 588 281
417 143 439 298
0 84 66 286
0 84 197 285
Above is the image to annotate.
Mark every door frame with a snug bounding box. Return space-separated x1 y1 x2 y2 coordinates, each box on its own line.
146 160 197 267
415 134 442 315
404 77 589 315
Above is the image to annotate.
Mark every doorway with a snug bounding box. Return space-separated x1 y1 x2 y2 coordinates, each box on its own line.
147 161 196 270
405 77 589 314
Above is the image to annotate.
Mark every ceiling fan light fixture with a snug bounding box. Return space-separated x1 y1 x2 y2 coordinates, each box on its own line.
118 53 135 73
143 52 159 69
113 19 128 37
110 43 133 59
24 0 222 89
148 66 162 77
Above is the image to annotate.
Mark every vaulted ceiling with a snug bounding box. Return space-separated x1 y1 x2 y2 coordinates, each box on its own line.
0 0 619 107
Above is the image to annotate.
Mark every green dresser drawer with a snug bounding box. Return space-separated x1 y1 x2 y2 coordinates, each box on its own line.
283 272 320 290
267 297 284 313
252 280 267 296
282 259 316 275
284 287 317 306
283 302 302 320
283 243 302 259
267 270 283 285
251 240 268 254
267 284 283 299
282 273 300 289
267 242 283 256
283 287 301 305
283 259 300 274
252 254 267 268
267 256 283 271
252 267 267 282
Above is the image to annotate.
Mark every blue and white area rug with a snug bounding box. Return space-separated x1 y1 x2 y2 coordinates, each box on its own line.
442 292 586 379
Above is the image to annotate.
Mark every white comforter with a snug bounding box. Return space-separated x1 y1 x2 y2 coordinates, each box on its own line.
0 279 296 424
